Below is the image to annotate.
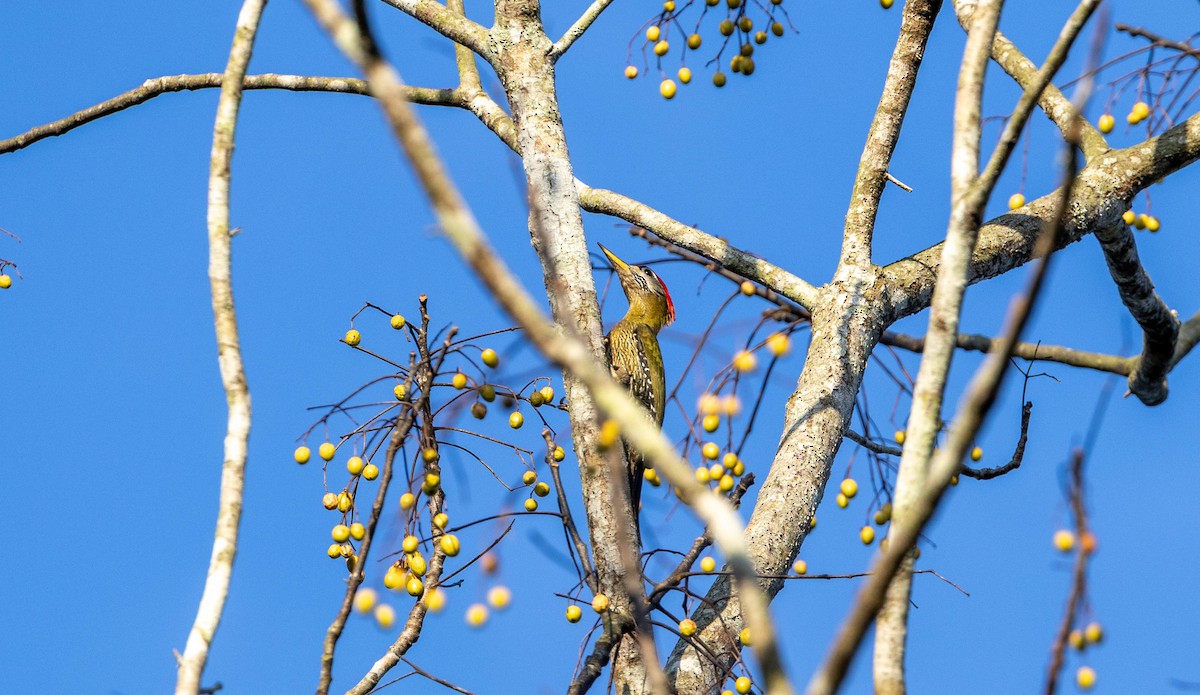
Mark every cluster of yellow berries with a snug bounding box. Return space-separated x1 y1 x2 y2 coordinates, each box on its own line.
690 446 747 493
521 469 552 512
1066 621 1104 690
560 589 611 624
625 0 789 98
1122 208 1161 232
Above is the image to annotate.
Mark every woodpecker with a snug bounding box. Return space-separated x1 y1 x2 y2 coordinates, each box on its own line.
598 243 675 516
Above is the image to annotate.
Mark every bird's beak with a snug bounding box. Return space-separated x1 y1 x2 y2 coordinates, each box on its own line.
598 244 631 274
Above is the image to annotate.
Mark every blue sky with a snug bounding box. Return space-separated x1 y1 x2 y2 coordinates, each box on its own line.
3 1 1199 693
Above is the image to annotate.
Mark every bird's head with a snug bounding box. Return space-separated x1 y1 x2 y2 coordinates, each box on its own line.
598 243 675 329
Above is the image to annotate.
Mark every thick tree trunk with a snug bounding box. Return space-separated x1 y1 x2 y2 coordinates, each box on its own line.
490 2 649 690
666 268 885 694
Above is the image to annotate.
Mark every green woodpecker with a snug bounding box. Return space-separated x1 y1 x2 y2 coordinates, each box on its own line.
598 243 675 515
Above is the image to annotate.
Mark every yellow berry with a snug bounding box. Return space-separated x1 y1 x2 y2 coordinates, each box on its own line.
374 603 396 629
647 25 661 42
337 491 353 512
522 470 537 485
481 348 499 368
347 456 365 475
739 627 752 645
713 72 727 87
407 553 427 577
737 16 752 32
701 442 720 460
354 587 377 613
793 559 807 575
322 492 338 510
509 411 524 429
592 593 610 613
399 492 415 510
970 446 983 462
390 314 406 329
405 575 424 596
663 0 675 10
479 384 496 401
465 603 489 627
598 419 621 449
860 526 876 545
680 618 697 636
540 385 555 402
754 31 767 44
424 587 446 612
432 512 449 529
950 474 959 486
731 460 745 476
766 333 791 356
1008 193 1025 210
0 274 12 290
529 391 545 407
660 79 677 100
1069 629 1086 650
1076 665 1096 690
732 350 757 373
402 535 419 553
1122 209 1136 225
1053 529 1076 552
718 474 734 492
840 478 858 498
1131 100 1150 121
809 515 817 530
678 67 692 84
836 493 848 508
344 329 361 346
440 534 460 556
875 503 893 525
318 442 336 461
326 543 342 559
534 482 551 497
895 430 906 444
881 0 894 7
695 467 711 484
771 21 784 37
524 498 538 512
554 446 566 462
654 40 669 57
349 522 365 540
625 65 639 79
488 585 512 610
719 19 735 36
452 372 468 389
687 33 702 49
727 0 741 6
1084 621 1104 644
644 468 661 486
1135 214 1148 230
393 383 407 400
735 676 752 694
332 524 351 542
566 604 583 623
1145 215 1160 232
698 394 721 416
740 57 755 76
699 556 717 573
1097 113 1114 133
384 563 407 590
294 446 312 465
701 414 720 433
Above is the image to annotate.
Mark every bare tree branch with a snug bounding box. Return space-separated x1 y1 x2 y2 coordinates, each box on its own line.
551 0 615 60
1093 221 1180 404
175 2 266 693
842 0 943 270
377 0 491 59
951 0 1109 157
869 3 1002 693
